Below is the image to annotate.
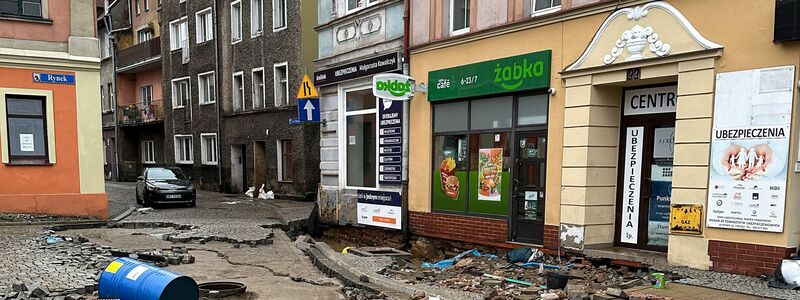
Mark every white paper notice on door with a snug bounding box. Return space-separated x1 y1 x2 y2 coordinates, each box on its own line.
19 134 34 152
621 127 644 244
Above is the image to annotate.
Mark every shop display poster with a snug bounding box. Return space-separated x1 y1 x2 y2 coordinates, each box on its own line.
706 66 795 232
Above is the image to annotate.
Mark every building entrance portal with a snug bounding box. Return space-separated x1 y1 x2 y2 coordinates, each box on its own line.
615 85 676 252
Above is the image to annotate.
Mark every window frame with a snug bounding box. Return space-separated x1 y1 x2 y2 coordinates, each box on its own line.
250 0 264 37
174 134 194 164
137 28 153 43
272 0 287 31
141 140 156 164
197 71 216 105
345 0 379 15
200 133 218 165
273 62 288 107
144 0 149 11
4 94 49 164
450 0 470 36
169 17 189 51
251 67 265 109
530 0 561 17
0 0 43 18
277 139 293 182
338 84 380 190
195 7 214 44
231 0 243 44
232 71 245 111
171 77 191 109
135 0 140 15
140 85 153 107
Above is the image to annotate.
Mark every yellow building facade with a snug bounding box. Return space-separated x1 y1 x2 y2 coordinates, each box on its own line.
408 0 800 276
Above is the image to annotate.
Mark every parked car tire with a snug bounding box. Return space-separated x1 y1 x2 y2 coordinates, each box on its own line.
187 198 196 208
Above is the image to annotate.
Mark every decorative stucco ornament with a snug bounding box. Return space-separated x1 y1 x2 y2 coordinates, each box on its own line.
603 25 671 64
626 5 648 20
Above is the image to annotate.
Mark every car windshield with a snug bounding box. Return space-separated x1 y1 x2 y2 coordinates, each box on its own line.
147 168 186 180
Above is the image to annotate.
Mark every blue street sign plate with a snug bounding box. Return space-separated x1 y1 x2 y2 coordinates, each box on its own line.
289 118 301 125
297 98 320 123
32 72 75 85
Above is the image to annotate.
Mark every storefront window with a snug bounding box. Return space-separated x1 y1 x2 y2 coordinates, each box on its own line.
517 94 548 126
345 89 377 187
469 133 510 215
432 96 517 217
470 96 512 130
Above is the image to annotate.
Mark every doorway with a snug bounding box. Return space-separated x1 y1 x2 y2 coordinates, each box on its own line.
615 111 675 252
512 131 547 245
231 144 246 194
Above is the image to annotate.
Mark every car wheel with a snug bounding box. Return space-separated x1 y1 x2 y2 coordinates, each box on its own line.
188 198 196 208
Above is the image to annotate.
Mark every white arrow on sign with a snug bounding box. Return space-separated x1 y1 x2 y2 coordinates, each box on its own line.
304 100 315 120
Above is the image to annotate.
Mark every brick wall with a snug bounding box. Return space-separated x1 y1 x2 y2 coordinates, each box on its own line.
708 240 795 276
409 211 512 248
544 224 560 250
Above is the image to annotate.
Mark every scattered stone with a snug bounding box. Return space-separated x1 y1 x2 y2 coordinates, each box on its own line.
606 287 628 299
520 287 541 295
410 290 426 300
482 289 498 299
27 284 50 298
591 294 617 300
541 293 561 300
455 257 474 268
570 269 586 279
620 279 642 289
481 279 502 287
12 282 26 292
359 275 369 283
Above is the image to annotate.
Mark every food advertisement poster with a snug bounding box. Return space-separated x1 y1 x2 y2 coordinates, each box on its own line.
478 148 503 201
439 156 460 199
706 66 795 232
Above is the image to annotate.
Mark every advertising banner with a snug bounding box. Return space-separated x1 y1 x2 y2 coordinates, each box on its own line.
378 99 403 185
621 126 644 244
706 66 795 232
357 190 402 230
477 148 503 201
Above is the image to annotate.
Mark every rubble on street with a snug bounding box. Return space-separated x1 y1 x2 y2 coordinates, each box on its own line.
378 249 663 300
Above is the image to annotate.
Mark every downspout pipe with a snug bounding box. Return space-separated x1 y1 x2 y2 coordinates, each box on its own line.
214 0 223 192
104 14 121 182
400 0 412 250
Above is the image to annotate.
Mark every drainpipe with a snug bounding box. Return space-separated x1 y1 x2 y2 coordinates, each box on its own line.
400 0 412 250
105 15 121 182
213 0 223 192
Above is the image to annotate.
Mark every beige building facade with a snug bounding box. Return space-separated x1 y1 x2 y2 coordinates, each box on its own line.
408 0 800 276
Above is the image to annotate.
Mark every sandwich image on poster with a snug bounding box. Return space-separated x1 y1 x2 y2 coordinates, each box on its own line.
478 148 503 201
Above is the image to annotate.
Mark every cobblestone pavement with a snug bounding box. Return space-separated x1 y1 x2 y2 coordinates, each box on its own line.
653 265 800 299
0 226 104 298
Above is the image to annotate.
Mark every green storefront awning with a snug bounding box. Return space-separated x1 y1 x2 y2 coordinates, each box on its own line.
428 50 552 102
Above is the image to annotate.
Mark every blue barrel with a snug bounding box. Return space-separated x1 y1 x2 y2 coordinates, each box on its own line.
99 257 198 300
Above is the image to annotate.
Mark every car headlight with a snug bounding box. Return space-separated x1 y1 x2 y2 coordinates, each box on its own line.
146 183 157 191
187 185 195 191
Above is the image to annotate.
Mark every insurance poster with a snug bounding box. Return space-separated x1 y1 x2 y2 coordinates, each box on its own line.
621 126 644 244
706 66 795 232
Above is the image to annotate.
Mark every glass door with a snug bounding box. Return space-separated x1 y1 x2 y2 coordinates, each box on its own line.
512 131 547 244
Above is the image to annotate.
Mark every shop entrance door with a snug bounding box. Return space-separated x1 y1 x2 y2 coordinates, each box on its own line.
512 131 547 245
615 113 675 252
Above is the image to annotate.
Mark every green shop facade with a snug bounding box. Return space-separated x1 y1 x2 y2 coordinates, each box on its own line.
421 50 554 245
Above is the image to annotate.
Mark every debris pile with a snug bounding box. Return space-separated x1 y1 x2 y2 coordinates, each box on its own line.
340 287 387 300
379 249 659 300
110 246 196 267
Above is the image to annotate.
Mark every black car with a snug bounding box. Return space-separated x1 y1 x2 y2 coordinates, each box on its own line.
136 167 196 207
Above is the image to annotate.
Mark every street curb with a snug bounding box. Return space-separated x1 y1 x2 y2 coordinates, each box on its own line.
305 242 415 300
111 206 136 222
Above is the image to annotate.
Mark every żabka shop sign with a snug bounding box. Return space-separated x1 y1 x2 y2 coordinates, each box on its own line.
428 50 551 101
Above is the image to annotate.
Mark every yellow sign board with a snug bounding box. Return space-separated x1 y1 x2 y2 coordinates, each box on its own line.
670 204 703 235
297 74 319 99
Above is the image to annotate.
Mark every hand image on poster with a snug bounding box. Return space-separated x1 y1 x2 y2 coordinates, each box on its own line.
478 148 503 201
439 157 459 199
711 140 787 182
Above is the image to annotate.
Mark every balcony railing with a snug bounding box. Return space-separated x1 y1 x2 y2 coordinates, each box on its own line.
118 100 163 126
116 37 161 71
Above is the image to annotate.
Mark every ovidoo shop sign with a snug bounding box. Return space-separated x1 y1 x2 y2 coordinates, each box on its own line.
623 85 677 116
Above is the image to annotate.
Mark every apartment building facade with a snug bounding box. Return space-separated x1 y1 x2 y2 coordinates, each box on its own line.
314 0 407 227
407 0 800 277
160 0 319 196
99 0 166 182
0 0 107 218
